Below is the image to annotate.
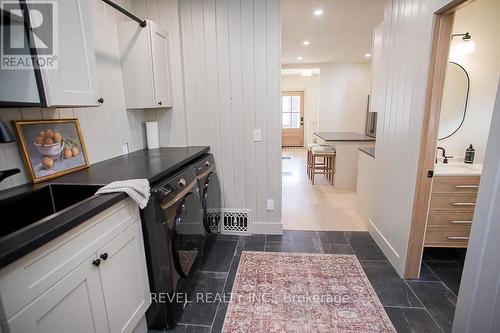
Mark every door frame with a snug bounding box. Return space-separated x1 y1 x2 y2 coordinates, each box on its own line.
404 0 480 278
281 90 305 147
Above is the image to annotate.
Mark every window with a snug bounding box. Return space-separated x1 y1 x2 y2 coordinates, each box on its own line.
282 94 301 129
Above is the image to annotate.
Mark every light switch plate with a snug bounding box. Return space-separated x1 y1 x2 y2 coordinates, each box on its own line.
267 199 274 211
253 129 262 142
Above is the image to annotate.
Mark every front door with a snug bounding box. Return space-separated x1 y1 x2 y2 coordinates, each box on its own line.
281 91 304 147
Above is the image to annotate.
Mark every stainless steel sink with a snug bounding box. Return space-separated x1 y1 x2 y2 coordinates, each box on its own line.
0 184 102 238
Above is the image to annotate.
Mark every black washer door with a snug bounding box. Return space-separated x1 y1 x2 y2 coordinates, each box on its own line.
202 172 221 233
172 192 205 278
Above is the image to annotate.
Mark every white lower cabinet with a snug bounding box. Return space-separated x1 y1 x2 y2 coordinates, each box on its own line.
7 254 109 333
0 199 151 333
99 222 150 333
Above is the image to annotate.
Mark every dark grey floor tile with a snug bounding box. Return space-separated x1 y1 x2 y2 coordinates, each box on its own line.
406 281 457 333
384 307 442 333
235 234 265 255
180 271 226 326
223 255 241 294
345 231 387 260
406 263 440 282
322 243 354 254
360 260 422 308
422 248 466 265
265 231 322 253
202 239 238 272
165 324 212 333
317 231 349 244
265 239 322 253
425 261 463 295
211 303 228 333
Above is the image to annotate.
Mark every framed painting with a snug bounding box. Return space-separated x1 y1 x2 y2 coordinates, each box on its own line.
14 119 89 183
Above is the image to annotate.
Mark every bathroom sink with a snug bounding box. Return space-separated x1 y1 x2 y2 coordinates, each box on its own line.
434 162 482 176
0 184 102 239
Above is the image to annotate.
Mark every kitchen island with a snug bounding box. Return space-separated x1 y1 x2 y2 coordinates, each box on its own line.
314 132 375 190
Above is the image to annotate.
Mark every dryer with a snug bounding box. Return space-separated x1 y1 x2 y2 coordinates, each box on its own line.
141 165 206 329
194 154 221 233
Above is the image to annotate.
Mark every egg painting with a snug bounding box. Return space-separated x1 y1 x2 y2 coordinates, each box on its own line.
14 119 89 183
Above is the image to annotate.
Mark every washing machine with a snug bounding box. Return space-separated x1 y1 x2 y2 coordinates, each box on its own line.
193 154 221 233
141 165 206 329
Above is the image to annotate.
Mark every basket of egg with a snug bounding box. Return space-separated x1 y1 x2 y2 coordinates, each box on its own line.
34 129 79 170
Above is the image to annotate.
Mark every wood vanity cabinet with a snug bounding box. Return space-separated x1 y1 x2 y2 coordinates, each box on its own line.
0 198 151 333
424 176 480 247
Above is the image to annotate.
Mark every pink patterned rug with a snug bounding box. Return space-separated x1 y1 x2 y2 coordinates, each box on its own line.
222 252 395 333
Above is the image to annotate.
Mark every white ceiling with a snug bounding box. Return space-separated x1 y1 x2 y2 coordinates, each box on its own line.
282 0 386 65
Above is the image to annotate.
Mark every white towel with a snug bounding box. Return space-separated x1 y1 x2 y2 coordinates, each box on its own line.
95 179 151 209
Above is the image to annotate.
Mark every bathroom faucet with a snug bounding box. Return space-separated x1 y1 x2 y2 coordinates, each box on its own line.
436 147 453 164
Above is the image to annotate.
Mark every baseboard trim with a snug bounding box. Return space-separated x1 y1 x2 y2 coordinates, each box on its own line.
368 218 400 265
251 222 283 235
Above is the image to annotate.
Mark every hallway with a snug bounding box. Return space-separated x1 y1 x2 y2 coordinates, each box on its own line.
282 149 367 231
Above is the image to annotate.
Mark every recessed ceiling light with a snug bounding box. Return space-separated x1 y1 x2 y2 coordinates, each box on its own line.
297 56 303 61
365 53 371 58
313 9 323 16
303 40 310 46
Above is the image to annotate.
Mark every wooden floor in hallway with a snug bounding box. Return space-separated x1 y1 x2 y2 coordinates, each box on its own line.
282 149 367 231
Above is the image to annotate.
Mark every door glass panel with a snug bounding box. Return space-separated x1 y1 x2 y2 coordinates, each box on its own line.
282 113 291 128
291 113 300 128
291 96 301 112
282 96 291 112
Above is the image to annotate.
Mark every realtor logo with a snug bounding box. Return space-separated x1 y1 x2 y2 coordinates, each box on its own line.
1 0 58 69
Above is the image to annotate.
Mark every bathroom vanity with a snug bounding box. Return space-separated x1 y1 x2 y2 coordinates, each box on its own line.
425 163 482 248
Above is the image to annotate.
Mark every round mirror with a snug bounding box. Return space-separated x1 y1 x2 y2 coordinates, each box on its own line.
438 62 470 140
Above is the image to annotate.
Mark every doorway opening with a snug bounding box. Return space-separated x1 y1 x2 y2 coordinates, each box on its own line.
405 0 499 312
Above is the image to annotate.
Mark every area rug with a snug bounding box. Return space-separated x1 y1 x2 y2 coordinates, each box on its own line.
222 251 395 333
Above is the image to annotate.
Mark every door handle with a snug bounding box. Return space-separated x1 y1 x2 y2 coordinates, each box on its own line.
300 116 304 126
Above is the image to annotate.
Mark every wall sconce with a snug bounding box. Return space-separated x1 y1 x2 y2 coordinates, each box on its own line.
451 32 475 56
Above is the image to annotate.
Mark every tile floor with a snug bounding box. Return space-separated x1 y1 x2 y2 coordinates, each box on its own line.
149 231 464 333
282 150 367 231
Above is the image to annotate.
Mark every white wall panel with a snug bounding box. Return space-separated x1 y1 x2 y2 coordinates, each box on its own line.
179 0 282 225
372 0 457 276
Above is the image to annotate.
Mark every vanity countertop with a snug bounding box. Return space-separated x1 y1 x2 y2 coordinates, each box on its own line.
434 162 482 177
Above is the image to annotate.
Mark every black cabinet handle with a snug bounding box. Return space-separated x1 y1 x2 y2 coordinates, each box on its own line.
158 101 162 105
92 258 101 267
100 253 108 261
98 98 104 104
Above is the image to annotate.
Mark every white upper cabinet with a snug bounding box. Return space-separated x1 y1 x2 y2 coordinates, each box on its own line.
370 22 385 113
0 0 100 107
118 20 173 109
35 0 100 107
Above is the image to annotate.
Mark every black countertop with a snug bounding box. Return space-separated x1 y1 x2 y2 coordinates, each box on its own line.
314 132 376 142
0 146 210 268
359 147 376 158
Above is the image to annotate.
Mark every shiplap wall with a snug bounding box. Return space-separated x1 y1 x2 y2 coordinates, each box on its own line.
178 0 282 229
0 0 153 191
372 0 462 276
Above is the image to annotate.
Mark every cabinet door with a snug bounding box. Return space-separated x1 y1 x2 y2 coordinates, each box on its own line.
150 22 172 108
6 255 109 333
29 0 99 107
99 221 151 333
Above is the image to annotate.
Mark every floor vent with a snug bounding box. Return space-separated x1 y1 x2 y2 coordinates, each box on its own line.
205 209 222 233
221 209 251 235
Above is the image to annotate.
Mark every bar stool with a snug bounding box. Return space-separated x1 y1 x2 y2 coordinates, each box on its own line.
309 145 336 185
306 143 327 179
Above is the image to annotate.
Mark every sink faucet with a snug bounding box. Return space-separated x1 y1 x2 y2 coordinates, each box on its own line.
436 146 453 164
0 168 20 183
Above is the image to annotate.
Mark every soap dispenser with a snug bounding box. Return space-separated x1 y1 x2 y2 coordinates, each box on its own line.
464 144 475 164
